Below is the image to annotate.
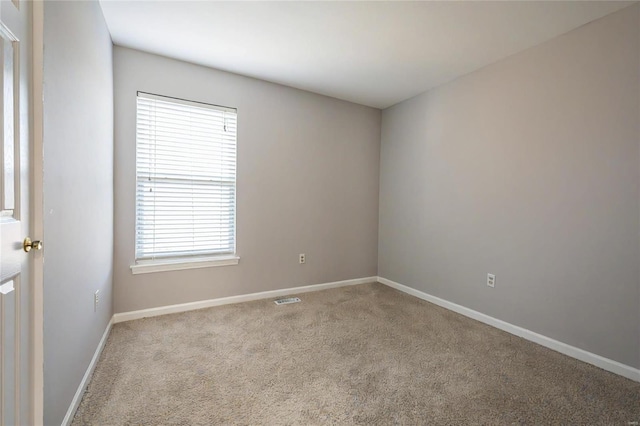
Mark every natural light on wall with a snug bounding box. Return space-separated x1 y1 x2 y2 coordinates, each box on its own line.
132 92 238 273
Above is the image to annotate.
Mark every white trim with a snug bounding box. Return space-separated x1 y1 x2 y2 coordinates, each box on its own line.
130 255 240 275
377 276 640 382
61 318 113 426
113 276 377 323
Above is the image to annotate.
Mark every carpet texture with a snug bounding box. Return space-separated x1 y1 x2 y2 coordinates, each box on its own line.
72 283 640 425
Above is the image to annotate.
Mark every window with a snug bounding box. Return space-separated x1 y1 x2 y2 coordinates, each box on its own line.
132 92 238 274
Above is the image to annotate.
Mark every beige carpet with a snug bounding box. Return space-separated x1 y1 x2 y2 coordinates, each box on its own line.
72 282 639 425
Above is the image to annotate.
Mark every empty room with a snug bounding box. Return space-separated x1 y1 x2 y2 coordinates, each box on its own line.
0 0 638 424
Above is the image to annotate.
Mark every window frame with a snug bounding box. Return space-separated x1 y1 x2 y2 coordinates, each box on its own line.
130 91 239 274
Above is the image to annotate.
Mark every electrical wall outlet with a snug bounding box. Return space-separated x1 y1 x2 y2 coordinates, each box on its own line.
94 290 100 312
299 253 306 264
487 273 495 288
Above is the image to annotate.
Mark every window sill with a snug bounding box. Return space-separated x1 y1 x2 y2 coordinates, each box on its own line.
130 255 240 275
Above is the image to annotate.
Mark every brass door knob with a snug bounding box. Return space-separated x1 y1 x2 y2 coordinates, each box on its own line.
23 237 43 253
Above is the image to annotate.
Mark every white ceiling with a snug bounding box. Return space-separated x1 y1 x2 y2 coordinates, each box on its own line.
99 1 633 109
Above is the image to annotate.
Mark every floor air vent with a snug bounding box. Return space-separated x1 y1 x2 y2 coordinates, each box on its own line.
274 297 301 305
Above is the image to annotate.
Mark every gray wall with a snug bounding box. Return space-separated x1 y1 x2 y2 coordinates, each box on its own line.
379 4 640 369
113 47 380 313
43 2 114 424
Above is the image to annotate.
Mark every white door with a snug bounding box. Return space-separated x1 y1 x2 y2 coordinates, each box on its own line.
0 1 39 425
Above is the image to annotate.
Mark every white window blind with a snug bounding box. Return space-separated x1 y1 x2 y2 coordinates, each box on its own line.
135 92 237 261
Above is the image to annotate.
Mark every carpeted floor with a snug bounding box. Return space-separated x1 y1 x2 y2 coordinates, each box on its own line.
72 282 639 425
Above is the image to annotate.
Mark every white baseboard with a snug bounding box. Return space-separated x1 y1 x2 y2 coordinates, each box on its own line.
61 318 113 426
113 276 378 324
377 276 640 383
